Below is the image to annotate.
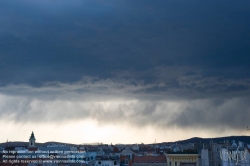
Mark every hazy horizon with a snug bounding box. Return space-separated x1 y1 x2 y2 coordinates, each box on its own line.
2 134 250 145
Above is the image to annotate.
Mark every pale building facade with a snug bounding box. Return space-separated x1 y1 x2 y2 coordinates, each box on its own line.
166 154 199 166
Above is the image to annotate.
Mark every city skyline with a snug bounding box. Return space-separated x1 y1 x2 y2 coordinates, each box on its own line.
2 131 250 145
0 0 250 144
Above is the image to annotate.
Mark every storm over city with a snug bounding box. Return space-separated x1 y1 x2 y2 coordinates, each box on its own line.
0 0 250 144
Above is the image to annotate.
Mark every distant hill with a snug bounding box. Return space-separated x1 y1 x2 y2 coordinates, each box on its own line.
1 136 250 148
0 141 78 148
163 136 250 144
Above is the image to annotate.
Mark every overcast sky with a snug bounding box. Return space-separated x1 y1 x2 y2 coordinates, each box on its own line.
0 0 250 144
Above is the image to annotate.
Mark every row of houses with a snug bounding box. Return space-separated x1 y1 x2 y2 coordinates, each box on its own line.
3 132 250 166
0 132 200 166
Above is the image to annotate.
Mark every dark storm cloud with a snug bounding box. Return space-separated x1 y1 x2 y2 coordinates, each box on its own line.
1 0 249 84
0 0 250 131
0 77 250 131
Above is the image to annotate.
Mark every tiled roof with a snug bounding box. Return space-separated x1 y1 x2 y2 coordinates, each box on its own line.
112 147 122 153
133 155 167 163
121 148 135 155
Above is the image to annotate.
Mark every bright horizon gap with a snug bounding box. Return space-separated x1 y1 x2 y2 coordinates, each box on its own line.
1 119 249 145
3 134 250 145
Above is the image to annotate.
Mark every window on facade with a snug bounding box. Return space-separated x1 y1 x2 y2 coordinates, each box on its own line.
114 161 117 165
175 162 177 166
169 161 171 166
98 161 101 165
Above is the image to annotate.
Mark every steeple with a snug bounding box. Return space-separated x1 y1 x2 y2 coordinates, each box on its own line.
30 131 35 139
29 131 36 147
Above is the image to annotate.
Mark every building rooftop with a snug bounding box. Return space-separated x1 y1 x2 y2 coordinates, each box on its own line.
133 155 167 163
95 155 120 160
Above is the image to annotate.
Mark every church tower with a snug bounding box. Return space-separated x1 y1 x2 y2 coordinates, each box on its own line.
29 131 36 147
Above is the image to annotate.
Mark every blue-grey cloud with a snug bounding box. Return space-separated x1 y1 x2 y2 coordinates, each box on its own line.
0 0 250 131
